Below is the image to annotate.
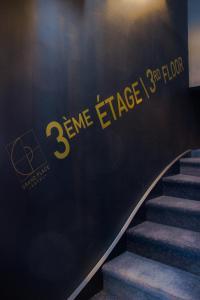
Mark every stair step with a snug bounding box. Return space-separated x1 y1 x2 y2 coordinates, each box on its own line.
127 221 200 275
180 158 200 176
102 252 200 300
163 174 200 200
91 291 115 299
191 150 200 157
146 196 200 231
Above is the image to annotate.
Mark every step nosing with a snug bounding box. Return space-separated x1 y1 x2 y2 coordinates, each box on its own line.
181 162 200 165
146 201 200 213
147 196 200 202
163 177 200 185
180 158 200 163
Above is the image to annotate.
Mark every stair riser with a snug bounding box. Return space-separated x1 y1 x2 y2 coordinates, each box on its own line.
146 208 200 232
104 274 175 300
127 238 200 276
180 165 200 177
163 182 200 201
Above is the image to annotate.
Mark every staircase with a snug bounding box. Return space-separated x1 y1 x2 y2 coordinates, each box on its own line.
91 150 200 300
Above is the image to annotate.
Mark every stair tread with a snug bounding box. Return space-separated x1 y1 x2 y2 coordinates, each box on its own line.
180 158 200 165
163 174 200 184
91 291 115 299
146 196 200 214
127 221 200 253
103 252 200 300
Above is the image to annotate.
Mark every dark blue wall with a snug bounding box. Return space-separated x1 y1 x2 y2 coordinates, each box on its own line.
0 1 199 299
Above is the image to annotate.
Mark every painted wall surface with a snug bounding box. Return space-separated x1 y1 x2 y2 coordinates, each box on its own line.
188 0 200 87
0 1 199 299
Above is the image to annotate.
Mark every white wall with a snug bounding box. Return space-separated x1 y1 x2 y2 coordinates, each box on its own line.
188 0 200 87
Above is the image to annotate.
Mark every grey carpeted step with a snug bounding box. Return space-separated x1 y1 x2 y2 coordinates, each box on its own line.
127 221 200 275
101 251 200 300
163 174 200 200
180 157 200 176
91 291 116 299
146 196 200 232
191 149 200 157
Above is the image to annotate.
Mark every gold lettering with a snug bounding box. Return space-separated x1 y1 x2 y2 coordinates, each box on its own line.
105 96 117 120
63 118 76 139
124 87 135 109
72 113 86 134
117 93 128 117
132 81 143 104
46 121 70 159
95 101 111 129
146 69 157 93
82 109 94 127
